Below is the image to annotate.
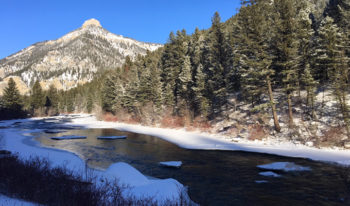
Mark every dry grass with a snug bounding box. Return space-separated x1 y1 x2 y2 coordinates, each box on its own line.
248 124 267 141
103 112 119 122
0 152 191 206
160 115 186 128
317 126 346 147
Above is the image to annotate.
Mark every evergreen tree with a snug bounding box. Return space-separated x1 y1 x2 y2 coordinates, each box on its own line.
3 78 23 114
0 96 4 110
338 0 350 61
272 0 301 127
86 93 93 113
57 90 66 113
296 2 315 100
316 16 350 134
202 12 230 118
193 63 210 118
160 32 178 109
101 71 118 113
161 30 188 114
178 55 193 117
188 27 206 117
66 91 75 113
237 0 281 132
30 80 45 110
137 52 163 111
46 84 59 114
188 28 203 74
301 63 318 119
44 96 52 108
119 58 140 114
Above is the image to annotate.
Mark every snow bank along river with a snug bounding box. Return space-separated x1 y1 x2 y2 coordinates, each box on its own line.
1 114 350 205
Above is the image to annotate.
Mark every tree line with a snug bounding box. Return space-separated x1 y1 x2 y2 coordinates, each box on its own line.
98 0 350 130
0 78 99 120
1 0 349 133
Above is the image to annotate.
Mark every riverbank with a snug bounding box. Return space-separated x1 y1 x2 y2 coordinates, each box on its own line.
63 114 350 166
0 116 193 205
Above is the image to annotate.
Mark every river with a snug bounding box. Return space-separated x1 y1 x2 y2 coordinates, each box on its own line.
11 117 350 205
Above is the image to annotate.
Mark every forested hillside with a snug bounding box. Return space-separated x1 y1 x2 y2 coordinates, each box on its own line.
2 0 350 148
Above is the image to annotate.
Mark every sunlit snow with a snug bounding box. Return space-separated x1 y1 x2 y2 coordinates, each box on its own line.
257 162 311 172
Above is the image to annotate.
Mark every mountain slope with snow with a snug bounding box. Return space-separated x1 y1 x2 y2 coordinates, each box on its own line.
0 19 162 94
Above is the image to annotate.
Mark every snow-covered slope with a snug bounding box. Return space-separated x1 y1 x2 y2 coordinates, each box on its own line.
0 19 162 94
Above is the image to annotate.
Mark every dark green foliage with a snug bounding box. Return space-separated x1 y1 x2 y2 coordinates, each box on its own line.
316 16 350 133
160 30 188 114
236 0 281 132
29 0 350 134
3 78 22 111
46 85 59 115
193 63 210 118
101 71 118 113
202 12 231 118
44 96 52 107
30 80 45 110
301 63 318 119
271 0 303 126
66 92 75 113
87 94 94 113
0 78 26 119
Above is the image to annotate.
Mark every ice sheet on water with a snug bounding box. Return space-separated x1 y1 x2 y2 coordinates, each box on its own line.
257 162 311 172
159 161 182 168
259 171 281 177
50 135 86 140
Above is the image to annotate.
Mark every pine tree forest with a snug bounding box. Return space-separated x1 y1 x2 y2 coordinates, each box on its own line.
1 0 350 147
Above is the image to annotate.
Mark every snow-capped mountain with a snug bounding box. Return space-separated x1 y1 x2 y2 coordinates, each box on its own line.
0 18 162 94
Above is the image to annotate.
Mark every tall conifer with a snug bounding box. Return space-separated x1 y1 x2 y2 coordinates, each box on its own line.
3 78 22 113
237 0 281 132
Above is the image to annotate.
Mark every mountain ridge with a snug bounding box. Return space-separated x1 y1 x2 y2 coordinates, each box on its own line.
0 18 162 95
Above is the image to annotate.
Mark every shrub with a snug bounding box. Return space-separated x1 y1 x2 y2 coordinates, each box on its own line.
0 153 191 206
317 126 346 147
103 112 118 122
192 116 212 132
248 124 267 141
160 115 185 128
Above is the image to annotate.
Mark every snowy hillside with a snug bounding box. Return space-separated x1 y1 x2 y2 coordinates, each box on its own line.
0 19 162 94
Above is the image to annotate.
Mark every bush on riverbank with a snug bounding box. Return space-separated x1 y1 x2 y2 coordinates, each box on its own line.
0 151 188 206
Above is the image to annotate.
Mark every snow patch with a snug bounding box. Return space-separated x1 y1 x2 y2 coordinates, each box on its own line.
159 161 182 168
257 162 311 172
259 171 281 177
103 162 149 187
103 163 188 202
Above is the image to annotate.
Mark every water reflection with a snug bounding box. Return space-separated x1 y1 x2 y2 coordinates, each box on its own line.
31 127 349 206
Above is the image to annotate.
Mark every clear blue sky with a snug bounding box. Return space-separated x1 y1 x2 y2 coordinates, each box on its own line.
0 0 241 59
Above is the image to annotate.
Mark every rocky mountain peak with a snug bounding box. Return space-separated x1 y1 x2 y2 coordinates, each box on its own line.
82 18 102 28
0 19 162 95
